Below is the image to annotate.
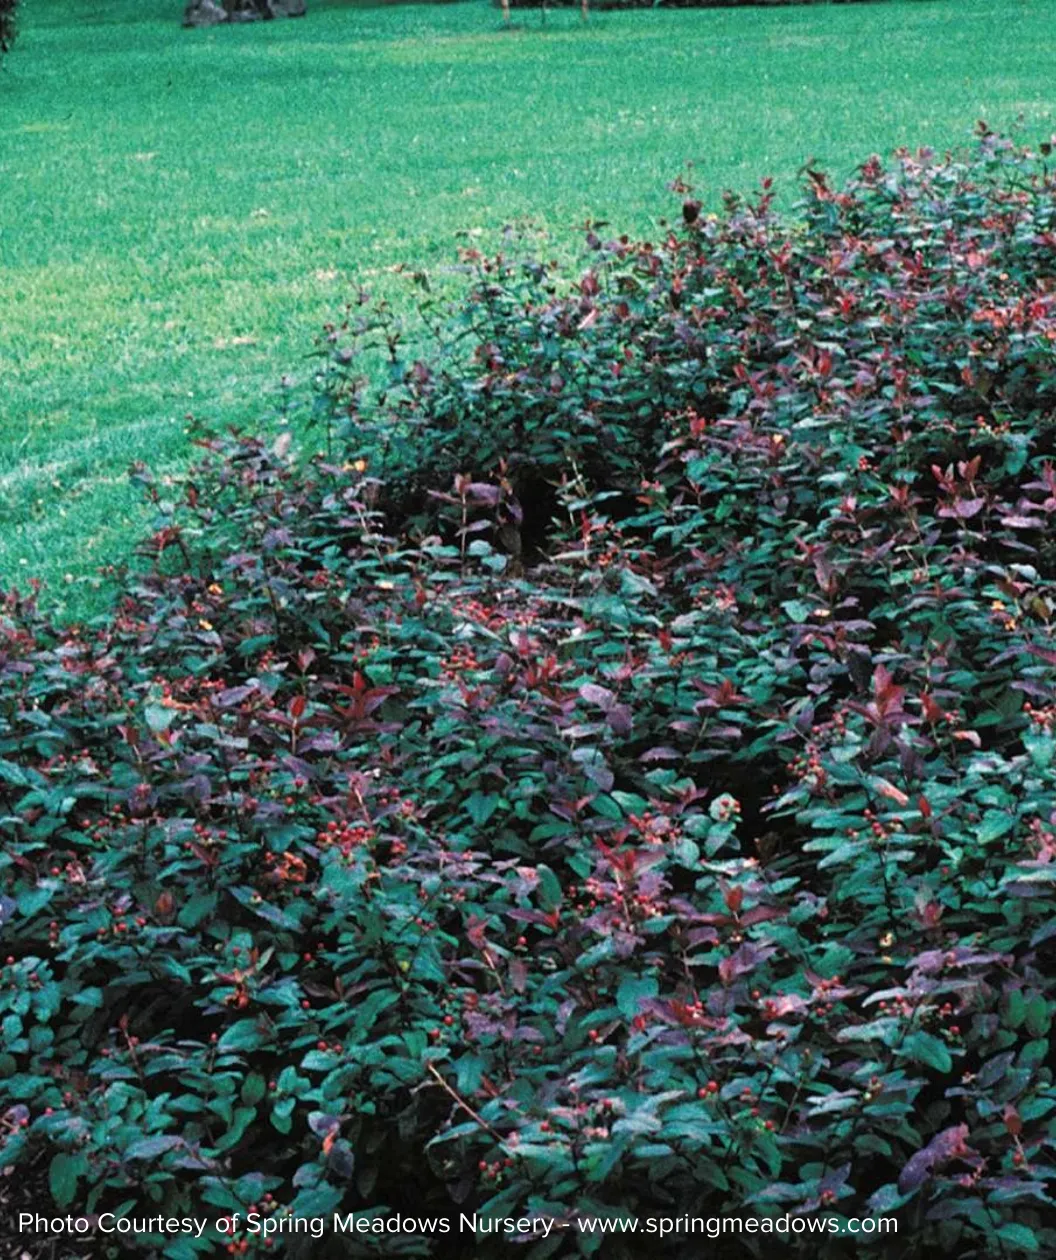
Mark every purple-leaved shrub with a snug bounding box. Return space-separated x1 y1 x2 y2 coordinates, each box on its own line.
2 132 1056 1257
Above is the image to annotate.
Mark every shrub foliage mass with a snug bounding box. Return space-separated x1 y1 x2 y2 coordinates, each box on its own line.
2 134 1056 1257
0 0 17 55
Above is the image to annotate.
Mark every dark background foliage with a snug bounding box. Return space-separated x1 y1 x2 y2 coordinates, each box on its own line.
2 133 1056 1257
0 0 17 55
503 0 897 11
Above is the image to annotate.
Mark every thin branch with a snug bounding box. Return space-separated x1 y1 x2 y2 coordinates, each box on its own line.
426 1061 504 1141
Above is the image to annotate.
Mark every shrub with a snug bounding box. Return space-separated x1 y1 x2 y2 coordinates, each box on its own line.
315 127 1056 560
2 132 1056 1257
0 0 17 56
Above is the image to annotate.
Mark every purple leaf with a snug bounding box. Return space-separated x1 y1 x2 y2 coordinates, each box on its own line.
308 1113 341 1139
639 746 679 762
718 942 777 986
1001 515 1044 529
898 1124 976 1194
607 704 633 735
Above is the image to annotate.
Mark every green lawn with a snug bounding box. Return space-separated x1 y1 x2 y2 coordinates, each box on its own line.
2 0 1054 616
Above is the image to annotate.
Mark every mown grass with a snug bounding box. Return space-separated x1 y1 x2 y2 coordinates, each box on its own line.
1 0 1054 616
